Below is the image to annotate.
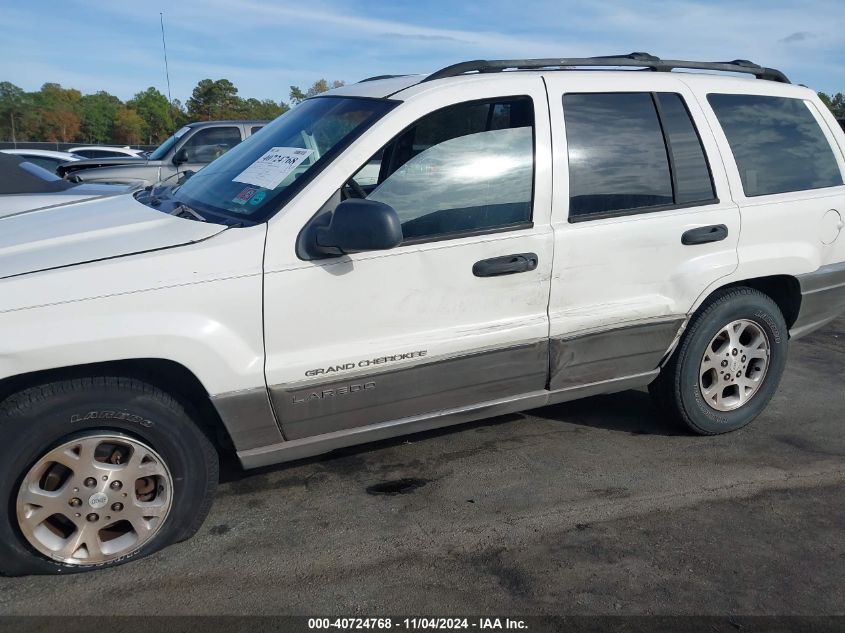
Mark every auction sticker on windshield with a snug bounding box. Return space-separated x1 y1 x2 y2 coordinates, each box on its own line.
233 147 313 190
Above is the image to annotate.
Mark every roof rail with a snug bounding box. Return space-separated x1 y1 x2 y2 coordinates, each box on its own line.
358 74 410 83
422 52 790 84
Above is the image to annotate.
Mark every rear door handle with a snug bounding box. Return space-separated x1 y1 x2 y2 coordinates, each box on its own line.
682 224 728 245
473 253 538 277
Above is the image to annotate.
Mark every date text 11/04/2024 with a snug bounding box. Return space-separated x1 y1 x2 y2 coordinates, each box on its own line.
307 618 528 630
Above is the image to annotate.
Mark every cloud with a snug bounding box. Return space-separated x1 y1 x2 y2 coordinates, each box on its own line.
779 31 817 43
381 33 467 43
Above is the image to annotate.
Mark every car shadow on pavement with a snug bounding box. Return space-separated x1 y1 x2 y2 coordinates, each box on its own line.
217 413 526 484
528 389 686 437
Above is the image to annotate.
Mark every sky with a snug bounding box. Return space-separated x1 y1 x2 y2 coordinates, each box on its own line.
1 0 843 103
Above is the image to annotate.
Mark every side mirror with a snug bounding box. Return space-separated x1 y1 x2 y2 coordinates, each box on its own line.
172 148 187 165
312 199 403 257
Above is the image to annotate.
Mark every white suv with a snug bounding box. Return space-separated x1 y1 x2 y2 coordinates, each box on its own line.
1 54 843 575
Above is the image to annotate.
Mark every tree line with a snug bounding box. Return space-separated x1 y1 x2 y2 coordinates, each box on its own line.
0 79 842 147
0 78 345 146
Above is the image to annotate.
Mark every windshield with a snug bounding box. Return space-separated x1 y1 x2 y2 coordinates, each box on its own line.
149 126 191 160
174 97 396 222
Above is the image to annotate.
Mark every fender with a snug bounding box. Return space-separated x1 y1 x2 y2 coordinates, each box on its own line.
0 222 281 451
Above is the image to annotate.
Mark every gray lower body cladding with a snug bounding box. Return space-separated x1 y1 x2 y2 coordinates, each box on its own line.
209 387 283 450
791 261 845 340
212 318 685 465
549 319 685 390
272 341 549 440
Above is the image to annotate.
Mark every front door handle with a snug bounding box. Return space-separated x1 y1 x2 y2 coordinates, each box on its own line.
682 224 728 245
473 253 538 277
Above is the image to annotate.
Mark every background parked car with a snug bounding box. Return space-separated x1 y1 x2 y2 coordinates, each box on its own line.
58 120 267 186
0 153 130 214
68 146 145 159
1 149 82 174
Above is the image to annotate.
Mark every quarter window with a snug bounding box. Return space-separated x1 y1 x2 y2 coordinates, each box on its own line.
563 92 716 221
708 94 843 196
360 97 535 242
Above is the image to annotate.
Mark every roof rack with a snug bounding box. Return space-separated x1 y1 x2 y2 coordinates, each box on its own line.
358 74 410 83
422 52 790 84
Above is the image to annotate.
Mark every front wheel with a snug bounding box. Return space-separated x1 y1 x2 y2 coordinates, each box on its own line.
650 287 789 435
0 377 218 576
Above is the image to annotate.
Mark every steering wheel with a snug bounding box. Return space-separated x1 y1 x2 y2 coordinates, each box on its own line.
343 177 368 199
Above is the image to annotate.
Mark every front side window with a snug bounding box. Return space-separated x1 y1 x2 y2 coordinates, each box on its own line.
359 97 535 242
179 126 242 163
149 125 191 160
173 97 396 221
707 94 843 196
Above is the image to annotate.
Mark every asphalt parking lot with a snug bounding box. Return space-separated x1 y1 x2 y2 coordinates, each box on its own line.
1 317 843 616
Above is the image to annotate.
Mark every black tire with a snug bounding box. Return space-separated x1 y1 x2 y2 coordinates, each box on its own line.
0 377 218 576
649 287 789 435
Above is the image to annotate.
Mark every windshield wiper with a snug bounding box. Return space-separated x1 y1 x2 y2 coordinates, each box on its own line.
170 203 207 222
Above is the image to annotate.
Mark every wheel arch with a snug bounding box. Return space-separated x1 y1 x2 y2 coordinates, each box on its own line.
0 359 236 458
695 274 802 330
661 273 802 367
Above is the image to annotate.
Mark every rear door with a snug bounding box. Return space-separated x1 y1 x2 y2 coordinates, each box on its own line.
543 73 740 389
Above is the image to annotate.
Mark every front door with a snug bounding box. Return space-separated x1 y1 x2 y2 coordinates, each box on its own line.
263 76 555 440
543 73 741 390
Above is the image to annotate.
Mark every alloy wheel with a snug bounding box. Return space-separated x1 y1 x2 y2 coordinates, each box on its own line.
16 433 172 566
698 319 771 412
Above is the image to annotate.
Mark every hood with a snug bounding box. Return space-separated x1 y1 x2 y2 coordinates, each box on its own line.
0 193 227 279
0 186 130 217
63 182 131 196
59 156 154 176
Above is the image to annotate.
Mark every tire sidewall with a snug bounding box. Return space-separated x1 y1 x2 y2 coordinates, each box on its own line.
0 382 216 576
679 292 788 434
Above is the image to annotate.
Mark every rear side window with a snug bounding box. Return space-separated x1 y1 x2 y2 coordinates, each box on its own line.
708 94 843 196
563 92 715 221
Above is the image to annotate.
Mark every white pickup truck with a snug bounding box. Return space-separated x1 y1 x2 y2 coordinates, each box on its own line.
1 53 843 575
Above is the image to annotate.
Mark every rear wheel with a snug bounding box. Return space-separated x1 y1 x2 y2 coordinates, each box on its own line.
650 287 789 435
0 377 218 576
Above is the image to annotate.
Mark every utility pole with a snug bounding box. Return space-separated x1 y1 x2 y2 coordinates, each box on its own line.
160 12 173 105
10 112 16 146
